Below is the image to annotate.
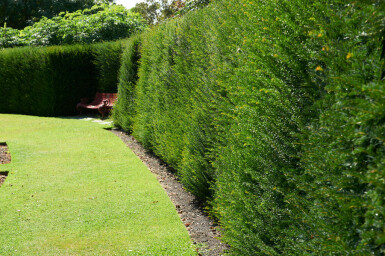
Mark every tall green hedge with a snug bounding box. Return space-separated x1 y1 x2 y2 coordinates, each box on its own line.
113 0 384 254
0 45 96 116
130 13 220 199
0 41 123 116
297 2 385 253
112 35 142 132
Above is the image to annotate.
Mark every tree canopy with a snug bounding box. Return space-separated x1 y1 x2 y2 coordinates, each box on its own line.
0 0 104 29
0 4 147 48
132 0 210 24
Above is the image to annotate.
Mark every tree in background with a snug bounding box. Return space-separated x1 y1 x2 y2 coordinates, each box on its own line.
177 0 210 15
132 0 162 25
0 0 115 30
0 4 147 48
132 0 209 24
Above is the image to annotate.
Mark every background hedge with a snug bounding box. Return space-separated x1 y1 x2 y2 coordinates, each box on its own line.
113 0 385 255
0 41 123 116
93 41 124 93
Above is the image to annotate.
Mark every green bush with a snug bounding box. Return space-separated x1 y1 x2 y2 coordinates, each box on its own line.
0 0 96 29
0 40 123 116
203 0 324 253
0 4 147 48
0 26 21 48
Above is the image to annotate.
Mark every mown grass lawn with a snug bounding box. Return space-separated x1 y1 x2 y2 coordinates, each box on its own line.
0 114 195 256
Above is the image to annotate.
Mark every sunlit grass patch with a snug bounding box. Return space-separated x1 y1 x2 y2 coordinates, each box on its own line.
0 114 195 256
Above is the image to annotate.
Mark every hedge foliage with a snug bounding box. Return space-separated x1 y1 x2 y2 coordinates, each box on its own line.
112 35 142 132
0 41 123 116
297 2 385 253
113 0 385 254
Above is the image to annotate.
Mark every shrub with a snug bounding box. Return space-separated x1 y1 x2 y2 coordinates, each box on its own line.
0 26 22 48
0 4 147 48
213 1 385 254
211 0 322 253
0 0 96 29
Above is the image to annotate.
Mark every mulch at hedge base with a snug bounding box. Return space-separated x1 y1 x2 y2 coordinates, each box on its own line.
111 129 229 256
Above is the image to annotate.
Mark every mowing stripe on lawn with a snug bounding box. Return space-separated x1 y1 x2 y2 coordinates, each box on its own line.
0 114 195 256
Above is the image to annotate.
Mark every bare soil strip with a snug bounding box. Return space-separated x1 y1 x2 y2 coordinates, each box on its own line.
0 142 11 164
111 129 229 256
0 142 11 187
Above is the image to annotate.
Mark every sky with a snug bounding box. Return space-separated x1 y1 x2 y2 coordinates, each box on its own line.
114 0 144 9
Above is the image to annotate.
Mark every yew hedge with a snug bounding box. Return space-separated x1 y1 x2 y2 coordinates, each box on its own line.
113 0 385 255
0 41 123 116
112 35 142 132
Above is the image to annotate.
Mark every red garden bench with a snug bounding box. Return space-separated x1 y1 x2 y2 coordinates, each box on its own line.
76 92 118 118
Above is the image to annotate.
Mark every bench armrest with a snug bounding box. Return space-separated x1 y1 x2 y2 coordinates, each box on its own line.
102 99 110 106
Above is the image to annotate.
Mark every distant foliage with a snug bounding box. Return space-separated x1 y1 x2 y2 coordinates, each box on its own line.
132 0 210 24
113 0 385 255
0 27 20 48
0 4 147 48
177 0 210 15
